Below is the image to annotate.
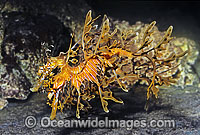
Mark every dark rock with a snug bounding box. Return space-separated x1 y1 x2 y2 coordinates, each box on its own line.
0 0 91 101
0 11 70 100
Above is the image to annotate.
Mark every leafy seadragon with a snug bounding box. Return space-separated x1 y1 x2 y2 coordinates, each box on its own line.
31 10 187 119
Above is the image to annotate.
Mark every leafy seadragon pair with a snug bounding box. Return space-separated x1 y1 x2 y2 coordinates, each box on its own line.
31 10 187 119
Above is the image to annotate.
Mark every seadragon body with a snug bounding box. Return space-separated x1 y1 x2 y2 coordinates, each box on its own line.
31 10 187 119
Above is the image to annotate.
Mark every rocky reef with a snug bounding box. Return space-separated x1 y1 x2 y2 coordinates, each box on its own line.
112 20 199 88
0 0 91 109
0 0 200 135
0 1 199 110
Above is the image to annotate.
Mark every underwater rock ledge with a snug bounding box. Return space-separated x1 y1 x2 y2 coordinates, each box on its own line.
0 1 199 111
0 0 91 109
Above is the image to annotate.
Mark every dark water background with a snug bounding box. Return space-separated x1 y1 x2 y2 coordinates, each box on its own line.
86 0 200 46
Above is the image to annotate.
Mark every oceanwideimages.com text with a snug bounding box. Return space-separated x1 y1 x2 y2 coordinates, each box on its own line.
25 116 176 129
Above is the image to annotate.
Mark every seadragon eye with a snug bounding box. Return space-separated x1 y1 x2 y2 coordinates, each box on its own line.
69 58 79 64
